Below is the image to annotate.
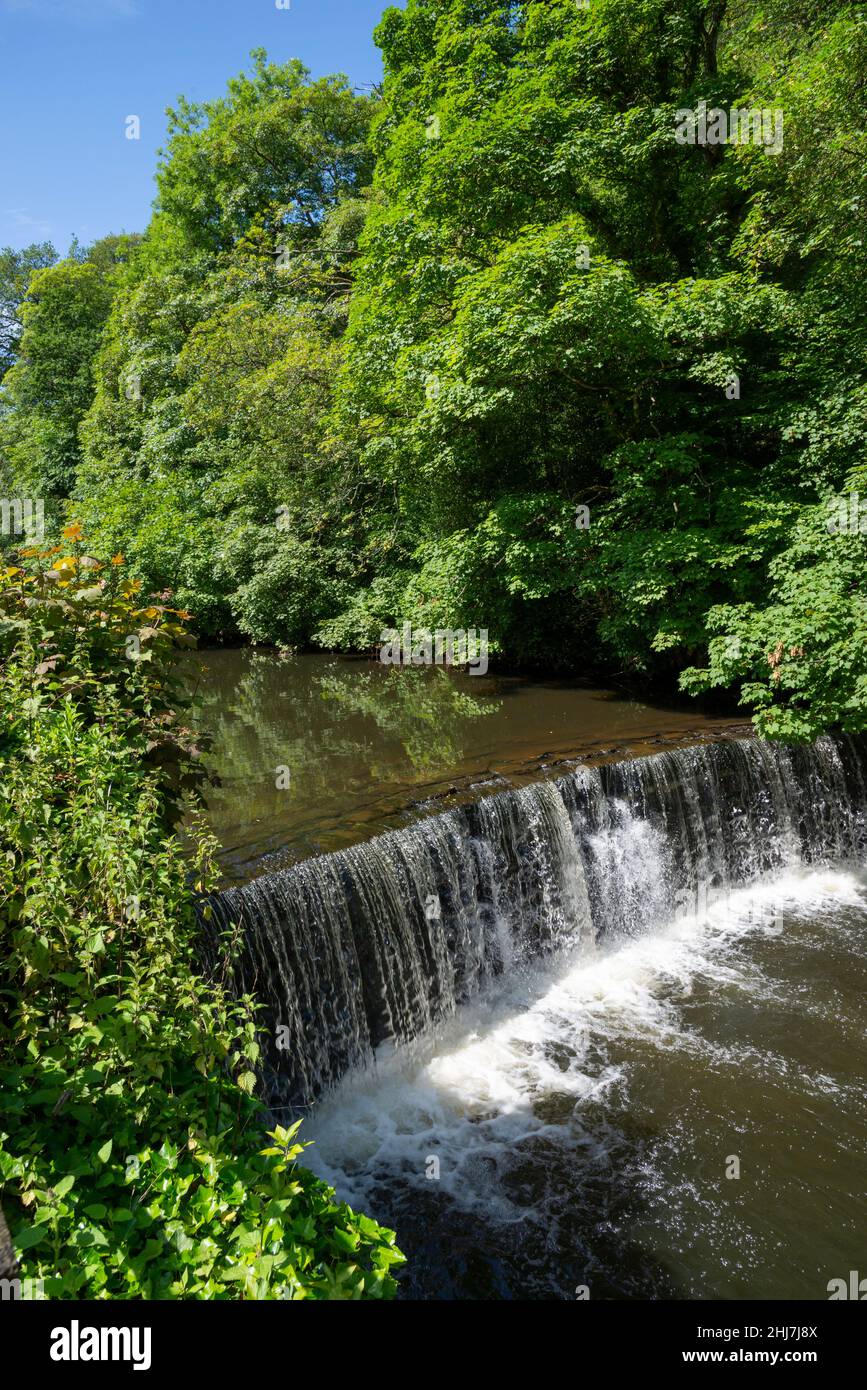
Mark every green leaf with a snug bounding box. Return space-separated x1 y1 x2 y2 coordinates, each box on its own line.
13 1224 48 1252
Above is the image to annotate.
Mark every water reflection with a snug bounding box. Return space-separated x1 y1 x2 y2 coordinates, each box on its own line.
193 649 746 881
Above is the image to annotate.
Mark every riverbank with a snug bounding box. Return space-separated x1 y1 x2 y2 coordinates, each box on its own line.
0 542 404 1299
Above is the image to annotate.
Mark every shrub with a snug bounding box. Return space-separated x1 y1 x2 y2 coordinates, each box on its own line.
0 531 404 1298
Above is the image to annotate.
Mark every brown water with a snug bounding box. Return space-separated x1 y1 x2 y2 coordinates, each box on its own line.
194 648 747 882
306 869 867 1300
194 652 867 1301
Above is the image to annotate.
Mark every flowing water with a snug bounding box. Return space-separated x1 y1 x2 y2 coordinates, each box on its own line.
304 867 867 1299
202 724 867 1300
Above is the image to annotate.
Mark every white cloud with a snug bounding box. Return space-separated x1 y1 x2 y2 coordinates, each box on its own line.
3 208 53 238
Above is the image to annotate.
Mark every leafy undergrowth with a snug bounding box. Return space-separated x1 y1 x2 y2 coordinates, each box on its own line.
0 533 404 1299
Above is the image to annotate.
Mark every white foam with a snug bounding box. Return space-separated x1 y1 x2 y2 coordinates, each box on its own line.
304 867 867 1216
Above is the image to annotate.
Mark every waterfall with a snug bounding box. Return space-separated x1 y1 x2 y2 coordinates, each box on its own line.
201 734 867 1109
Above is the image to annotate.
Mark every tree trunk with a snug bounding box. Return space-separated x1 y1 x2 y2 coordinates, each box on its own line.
0 1205 18 1281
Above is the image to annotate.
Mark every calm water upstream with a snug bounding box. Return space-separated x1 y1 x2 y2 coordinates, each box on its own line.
194 648 747 882
197 650 866 1301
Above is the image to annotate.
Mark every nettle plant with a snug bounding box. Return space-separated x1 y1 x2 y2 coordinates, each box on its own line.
0 529 404 1299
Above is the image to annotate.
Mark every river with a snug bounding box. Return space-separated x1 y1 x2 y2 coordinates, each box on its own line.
196 650 867 1300
194 648 747 882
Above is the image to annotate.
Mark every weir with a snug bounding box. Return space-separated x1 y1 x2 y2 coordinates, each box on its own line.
201 734 867 1109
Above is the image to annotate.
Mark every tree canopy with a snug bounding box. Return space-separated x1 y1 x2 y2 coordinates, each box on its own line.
2 3 865 740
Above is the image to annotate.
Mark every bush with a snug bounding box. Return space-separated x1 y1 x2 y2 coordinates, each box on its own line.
0 531 404 1298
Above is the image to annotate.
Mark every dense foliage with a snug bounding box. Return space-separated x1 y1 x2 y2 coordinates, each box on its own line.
0 534 404 1298
1 3 865 741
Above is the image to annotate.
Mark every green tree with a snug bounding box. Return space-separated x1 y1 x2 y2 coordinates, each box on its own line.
1 236 139 505
73 55 376 643
0 242 57 382
328 0 867 733
14 9 866 739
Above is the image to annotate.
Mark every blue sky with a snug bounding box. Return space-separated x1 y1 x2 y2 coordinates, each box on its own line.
0 0 391 252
